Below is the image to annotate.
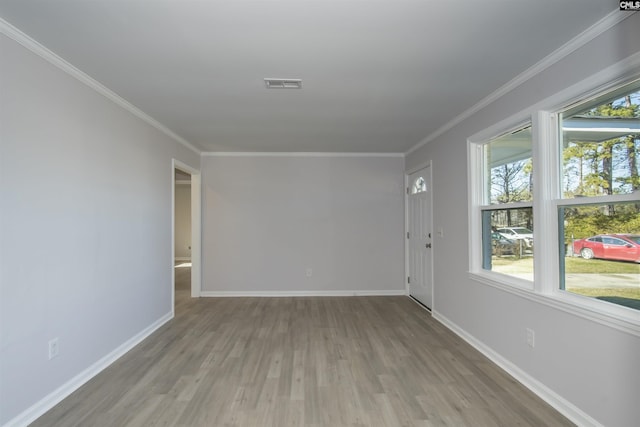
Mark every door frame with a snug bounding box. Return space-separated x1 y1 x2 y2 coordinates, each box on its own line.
172 159 202 312
405 160 434 310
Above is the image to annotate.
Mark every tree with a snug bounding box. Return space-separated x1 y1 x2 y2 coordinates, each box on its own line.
490 159 533 227
491 160 532 204
562 89 640 236
563 91 639 198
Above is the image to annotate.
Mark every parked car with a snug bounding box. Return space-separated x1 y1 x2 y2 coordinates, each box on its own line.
572 234 640 263
496 227 533 248
491 232 519 256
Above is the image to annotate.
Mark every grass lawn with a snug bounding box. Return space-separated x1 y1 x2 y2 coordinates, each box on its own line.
567 287 640 310
564 257 640 274
566 287 640 299
492 256 640 274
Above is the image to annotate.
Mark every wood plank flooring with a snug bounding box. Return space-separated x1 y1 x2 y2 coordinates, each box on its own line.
30 268 574 426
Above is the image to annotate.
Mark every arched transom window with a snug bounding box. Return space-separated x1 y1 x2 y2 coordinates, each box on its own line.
411 176 427 194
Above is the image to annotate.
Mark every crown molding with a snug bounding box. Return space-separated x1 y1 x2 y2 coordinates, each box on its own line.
201 151 404 158
405 8 633 156
0 18 201 156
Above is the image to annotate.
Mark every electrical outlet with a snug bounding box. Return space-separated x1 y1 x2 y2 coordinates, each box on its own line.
306 268 313 277
48 338 59 359
526 328 535 348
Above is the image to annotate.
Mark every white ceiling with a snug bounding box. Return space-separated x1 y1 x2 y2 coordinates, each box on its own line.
0 1 617 153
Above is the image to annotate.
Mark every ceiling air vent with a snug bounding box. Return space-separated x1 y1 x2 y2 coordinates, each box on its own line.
264 78 302 89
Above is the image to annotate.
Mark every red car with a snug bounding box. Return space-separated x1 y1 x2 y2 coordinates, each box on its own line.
573 234 640 263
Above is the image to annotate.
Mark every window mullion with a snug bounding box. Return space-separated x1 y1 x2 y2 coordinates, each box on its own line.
468 142 484 273
532 111 560 294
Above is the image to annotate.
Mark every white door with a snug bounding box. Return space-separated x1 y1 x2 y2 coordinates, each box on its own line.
408 166 433 309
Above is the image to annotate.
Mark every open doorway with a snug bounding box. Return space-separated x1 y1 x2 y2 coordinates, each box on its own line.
172 159 201 315
174 168 192 309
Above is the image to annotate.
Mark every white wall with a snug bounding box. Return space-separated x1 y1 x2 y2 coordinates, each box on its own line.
201 155 405 295
174 183 191 260
406 14 640 427
0 34 200 425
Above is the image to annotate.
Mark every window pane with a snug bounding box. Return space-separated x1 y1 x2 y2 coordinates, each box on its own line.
484 126 533 204
411 176 426 194
561 84 640 199
482 207 534 280
560 202 640 311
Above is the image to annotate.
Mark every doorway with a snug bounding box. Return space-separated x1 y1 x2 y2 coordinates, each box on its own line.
407 164 433 310
174 168 192 309
172 159 201 314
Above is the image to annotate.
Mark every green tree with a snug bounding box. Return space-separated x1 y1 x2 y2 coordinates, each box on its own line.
563 90 640 237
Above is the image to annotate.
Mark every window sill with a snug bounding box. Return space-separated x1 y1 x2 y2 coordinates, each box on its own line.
469 271 640 337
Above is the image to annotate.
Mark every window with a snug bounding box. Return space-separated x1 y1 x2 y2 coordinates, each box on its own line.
557 81 640 312
477 126 535 282
412 176 427 194
469 76 640 328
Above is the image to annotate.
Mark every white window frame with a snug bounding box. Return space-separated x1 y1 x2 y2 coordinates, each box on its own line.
469 120 535 290
468 60 640 336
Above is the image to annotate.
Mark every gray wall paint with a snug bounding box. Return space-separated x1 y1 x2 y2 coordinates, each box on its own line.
174 184 191 259
406 14 640 427
202 156 405 294
0 34 199 424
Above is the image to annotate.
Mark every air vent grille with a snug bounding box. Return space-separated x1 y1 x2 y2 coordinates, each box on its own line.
264 78 302 89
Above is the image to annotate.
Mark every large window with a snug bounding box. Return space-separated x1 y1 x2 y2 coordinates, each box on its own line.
469 78 640 325
558 82 640 311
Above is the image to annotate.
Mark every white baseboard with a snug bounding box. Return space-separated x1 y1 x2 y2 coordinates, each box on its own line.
3 312 174 427
199 289 407 297
432 310 603 427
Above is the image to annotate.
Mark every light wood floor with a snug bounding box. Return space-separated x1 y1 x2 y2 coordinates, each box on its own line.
30 268 573 426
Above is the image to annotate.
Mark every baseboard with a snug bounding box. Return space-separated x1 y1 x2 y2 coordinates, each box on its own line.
432 310 603 427
3 312 174 427
199 289 407 297
174 257 191 262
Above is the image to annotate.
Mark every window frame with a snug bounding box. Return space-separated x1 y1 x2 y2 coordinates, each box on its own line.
468 71 640 336
469 118 536 291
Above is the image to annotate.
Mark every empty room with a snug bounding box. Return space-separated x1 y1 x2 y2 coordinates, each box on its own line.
1 1 639 427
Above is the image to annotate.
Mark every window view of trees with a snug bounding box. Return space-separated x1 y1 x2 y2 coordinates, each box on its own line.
562 90 640 198
490 158 533 204
560 86 640 311
474 81 639 318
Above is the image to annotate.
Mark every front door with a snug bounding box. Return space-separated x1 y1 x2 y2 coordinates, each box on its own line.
408 166 433 309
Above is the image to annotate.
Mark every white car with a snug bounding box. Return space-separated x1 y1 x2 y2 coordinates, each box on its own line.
496 227 533 247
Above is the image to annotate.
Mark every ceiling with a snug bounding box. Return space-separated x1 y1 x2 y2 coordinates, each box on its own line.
0 1 617 153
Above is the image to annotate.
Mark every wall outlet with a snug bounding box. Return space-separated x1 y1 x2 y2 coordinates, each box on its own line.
305 268 313 277
48 338 59 359
526 328 535 348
